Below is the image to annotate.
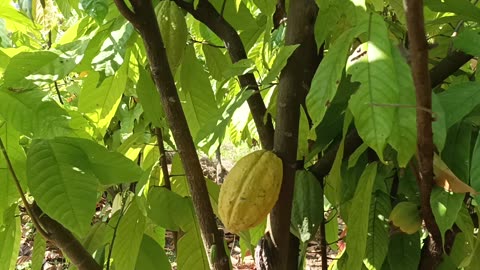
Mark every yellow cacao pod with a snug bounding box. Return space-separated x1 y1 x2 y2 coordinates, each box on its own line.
218 150 283 233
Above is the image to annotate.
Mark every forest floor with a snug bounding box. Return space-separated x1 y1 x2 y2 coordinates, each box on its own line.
16 142 338 269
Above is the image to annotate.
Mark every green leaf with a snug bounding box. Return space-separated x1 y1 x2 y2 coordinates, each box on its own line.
345 163 378 270
432 94 447 151
135 234 171 270
155 0 188 75
0 1 36 30
291 170 324 242
437 81 480 128
58 137 143 185
454 30 480 56
0 205 20 270
442 122 472 182
92 22 134 76
431 187 464 242
112 199 146 270
314 4 342 47
170 154 189 197
0 88 90 138
364 191 390 270
32 232 46 270
78 64 128 138
307 26 364 128
425 0 480 23
387 232 420 270
387 45 417 167
202 45 231 81
470 130 480 205
0 121 26 222
324 111 352 205
179 46 219 139
80 0 108 23
136 66 165 128
347 14 399 161
147 187 192 231
27 139 98 236
262 44 300 86
177 204 210 270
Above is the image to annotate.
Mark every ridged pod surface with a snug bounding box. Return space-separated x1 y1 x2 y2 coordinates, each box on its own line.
218 150 283 233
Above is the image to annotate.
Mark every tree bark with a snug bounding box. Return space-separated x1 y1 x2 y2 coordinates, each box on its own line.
114 1 229 269
404 1 443 269
266 1 320 269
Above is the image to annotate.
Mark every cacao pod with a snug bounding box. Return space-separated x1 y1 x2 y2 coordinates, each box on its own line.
218 150 283 233
389 201 422 234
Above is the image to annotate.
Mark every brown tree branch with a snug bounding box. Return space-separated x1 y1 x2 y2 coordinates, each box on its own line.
266 1 320 269
30 203 102 270
405 1 443 269
172 0 275 150
113 1 229 269
429 51 473 88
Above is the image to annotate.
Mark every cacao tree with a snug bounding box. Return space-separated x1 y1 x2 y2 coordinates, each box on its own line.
0 0 479 270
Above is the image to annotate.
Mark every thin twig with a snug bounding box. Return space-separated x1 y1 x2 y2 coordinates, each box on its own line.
54 81 64 104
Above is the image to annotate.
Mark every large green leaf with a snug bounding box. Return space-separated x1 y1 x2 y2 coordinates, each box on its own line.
78 63 128 138
0 88 90 138
387 232 420 270
454 30 480 56
112 199 146 270
306 26 364 128
27 139 98 236
147 187 192 231
425 0 480 23
32 231 46 270
0 1 36 30
177 215 210 270
4 51 81 88
57 137 143 185
437 81 480 128
442 123 472 182
179 46 219 140
155 0 188 75
363 191 390 270
347 13 399 161
291 170 324 242
135 234 171 270
0 204 21 270
431 187 464 242
80 0 109 23
387 45 417 167
202 45 231 81
345 163 378 270
136 65 165 128
92 22 134 76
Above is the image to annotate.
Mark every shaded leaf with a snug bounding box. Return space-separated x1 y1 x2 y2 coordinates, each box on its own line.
364 191 390 269
345 163 378 270
112 199 146 270
135 234 171 270
347 14 399 161
291 170 324 242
